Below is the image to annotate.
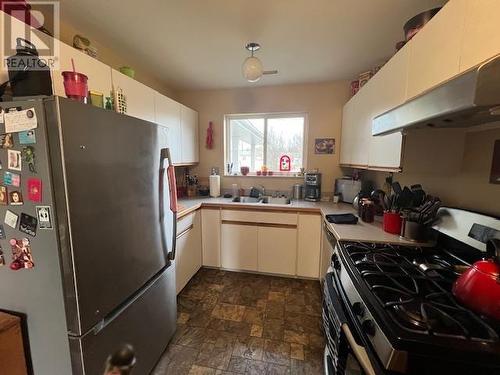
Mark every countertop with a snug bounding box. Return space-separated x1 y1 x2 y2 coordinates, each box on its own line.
178 197 433 246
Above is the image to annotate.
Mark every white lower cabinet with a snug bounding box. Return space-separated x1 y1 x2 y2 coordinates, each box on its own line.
221 223 258 271
175 212 202 294
201 208 221 267
258 226 297 275
297 214 322 278
218 210 322 278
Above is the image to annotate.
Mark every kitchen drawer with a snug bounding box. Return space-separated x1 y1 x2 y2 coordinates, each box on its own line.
177 211 196 236
221 209 297 226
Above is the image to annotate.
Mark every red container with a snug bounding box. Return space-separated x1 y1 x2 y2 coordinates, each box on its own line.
452 239 500 320
62 71 88 102
383 211 402 234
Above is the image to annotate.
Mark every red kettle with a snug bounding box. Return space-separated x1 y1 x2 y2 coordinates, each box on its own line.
452 238 500 320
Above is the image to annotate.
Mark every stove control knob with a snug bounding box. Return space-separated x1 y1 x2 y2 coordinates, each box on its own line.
352 302 364 316
362 320 376 336
332 254 341 270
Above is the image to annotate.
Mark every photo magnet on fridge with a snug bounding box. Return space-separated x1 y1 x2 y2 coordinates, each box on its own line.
19 213 37 237
7 149 22 171
9 238 34 270
0 224 5 239
0 186 8 205
27 178 42 202
22 146 36 173
18 130 36 145
4 210 18 229
9 190 23 205
0 133 14 148
4 171 20 187
36 206 53 230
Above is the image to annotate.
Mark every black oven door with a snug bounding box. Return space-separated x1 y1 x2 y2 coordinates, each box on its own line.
323 271 379 375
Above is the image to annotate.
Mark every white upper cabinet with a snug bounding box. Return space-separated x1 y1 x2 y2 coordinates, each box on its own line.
348 88 371 167
366 45 408 169
340 45 408 170
111 69 156 123
180 105 199 164
52 41 113 100
339 98 355 166
406 0 466 99
460 0 500 72
154 93 182 163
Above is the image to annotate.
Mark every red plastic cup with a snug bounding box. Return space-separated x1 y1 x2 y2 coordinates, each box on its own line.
383 211 403 234
62 71 88 102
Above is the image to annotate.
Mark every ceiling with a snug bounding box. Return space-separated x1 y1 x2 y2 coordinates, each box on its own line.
59 0 447 91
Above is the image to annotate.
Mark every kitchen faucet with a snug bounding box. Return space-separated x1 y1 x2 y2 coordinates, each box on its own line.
259 185 266 197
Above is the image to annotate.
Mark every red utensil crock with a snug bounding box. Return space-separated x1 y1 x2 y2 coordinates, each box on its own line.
383 211 402 235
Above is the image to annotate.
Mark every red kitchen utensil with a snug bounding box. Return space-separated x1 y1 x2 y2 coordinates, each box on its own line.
383 211 402 235
452 238 500 320
62 58 88 102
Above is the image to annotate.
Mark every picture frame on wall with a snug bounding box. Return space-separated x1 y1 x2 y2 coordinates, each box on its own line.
314 138 335 154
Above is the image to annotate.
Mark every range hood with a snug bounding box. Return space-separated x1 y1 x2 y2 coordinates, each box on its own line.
373 55 500 136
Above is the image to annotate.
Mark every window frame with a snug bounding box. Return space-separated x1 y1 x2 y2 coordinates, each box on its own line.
224 112 308 176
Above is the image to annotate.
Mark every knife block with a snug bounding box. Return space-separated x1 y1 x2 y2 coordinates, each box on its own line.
0 312 28 375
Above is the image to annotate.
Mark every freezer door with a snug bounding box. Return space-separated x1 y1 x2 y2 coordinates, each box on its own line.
69 266 176 375
46 98 173 335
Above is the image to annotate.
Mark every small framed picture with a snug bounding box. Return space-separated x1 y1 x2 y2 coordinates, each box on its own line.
7 149 22 171
9 191 23 205
314 138 335 154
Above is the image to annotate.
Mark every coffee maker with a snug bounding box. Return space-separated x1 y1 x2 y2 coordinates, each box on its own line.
304 172 321 201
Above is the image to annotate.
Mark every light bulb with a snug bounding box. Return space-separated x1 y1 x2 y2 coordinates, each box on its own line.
242 56 263 82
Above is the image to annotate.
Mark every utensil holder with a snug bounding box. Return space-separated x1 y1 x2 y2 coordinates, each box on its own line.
400 219 426 242
383 211 402 234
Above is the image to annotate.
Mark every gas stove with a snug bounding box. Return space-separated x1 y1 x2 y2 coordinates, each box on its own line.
323 208 500 375
343 242 498 342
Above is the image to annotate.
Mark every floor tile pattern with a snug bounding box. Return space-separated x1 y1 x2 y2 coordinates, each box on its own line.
152 268 325 375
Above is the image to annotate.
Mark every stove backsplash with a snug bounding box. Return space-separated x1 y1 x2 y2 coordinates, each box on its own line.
363 125 500 217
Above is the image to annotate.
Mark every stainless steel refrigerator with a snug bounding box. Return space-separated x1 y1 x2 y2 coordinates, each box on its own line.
0 96 178 375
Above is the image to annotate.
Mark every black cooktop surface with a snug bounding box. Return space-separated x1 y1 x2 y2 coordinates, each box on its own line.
339 241 500 349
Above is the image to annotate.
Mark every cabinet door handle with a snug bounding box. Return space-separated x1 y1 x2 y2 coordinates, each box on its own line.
176 224 194 239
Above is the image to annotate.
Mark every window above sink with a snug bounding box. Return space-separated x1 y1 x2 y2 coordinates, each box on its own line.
224 113 307 176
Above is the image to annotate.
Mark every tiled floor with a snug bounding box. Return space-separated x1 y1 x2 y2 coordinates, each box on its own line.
152 268 325 375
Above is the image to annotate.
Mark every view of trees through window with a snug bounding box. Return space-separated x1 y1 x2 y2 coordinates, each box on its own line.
226 114 305 174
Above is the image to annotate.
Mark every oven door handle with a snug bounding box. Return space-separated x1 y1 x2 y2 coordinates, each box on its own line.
342 323 376 375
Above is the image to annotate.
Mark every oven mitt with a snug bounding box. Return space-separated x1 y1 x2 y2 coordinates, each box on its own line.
326 213 358 225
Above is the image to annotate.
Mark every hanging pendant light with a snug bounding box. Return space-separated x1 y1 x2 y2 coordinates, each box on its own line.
242 43 263 82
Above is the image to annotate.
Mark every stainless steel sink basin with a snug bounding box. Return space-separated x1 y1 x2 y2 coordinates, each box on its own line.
232 196 261 203
261 197 291 205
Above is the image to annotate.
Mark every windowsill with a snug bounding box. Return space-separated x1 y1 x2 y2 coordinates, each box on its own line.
223 173 305 179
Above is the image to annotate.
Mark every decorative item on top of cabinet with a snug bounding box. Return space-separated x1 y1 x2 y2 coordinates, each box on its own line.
61 59 89 103
73 34 97 58
113 87 127 114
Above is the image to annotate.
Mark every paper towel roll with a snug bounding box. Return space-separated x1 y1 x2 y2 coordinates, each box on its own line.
209 175 220 197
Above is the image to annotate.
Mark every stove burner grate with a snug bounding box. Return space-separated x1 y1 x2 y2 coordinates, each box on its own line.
343 242 499 342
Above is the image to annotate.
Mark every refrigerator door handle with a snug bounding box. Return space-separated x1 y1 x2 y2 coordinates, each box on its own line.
160 148 178 261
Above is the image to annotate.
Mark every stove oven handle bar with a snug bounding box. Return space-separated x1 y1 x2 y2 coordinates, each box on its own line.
342 323 376 375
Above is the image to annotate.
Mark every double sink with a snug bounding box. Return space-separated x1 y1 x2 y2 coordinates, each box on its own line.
232 196 291 205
